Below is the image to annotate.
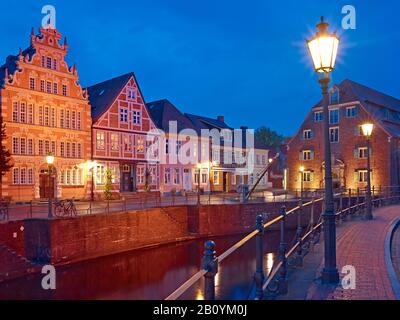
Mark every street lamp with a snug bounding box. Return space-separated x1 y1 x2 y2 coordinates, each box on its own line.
46 154 55 218
361 123 374 220
306 16 340 284
208 161 217 204
299 166 305 199
86 160 97 202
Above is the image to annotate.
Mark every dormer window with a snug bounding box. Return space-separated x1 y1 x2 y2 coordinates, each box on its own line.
330 89 340 105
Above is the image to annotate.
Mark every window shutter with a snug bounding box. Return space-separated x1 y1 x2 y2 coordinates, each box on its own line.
354 126 360 136
342 108 347 118
354 171 358 182
299 151 302 160
311 151 315 160
354 149 358 159
311 130 314 138
369 147 372 157
310 172 314 182
355 105 360 116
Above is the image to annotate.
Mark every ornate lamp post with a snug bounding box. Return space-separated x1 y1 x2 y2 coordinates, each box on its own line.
299 166 305 199
46 154 55 218
361 123 374 220
86 160 97 201
306 16 340 284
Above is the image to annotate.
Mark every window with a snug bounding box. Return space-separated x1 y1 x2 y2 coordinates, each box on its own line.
66 142 71 158
111 133 119 151
96 132 105 149
27 168 33 184
38 140 44 155
71 111 76 129
149 166 157 184
12 137 19 154
77 112 82 130
120 108 128 123
20 102 26 123
174 168 181 184
71 143 76 158
27 104 34 124
46 81 52 94
302 171 313 182
38 106 43 125
12 102 18 122
51 108 56 127
133 110 141 125
40 80 45 92
194 171 199 184
127 88 136 100
356 147 368 159
136 166 145 184
301 150 314 161
356 170 368 183
41 56 45 67
53 59 57 70
201 171 208 184
66 110 70 128
222 129 232 141
176 140 182 155
60 109 65 128
165 139 169 154
303 129 312 140
13 168 19 184
330 90 340 104
329 109 339 124
60 142 65 157
77 143 82 158
66 170 71 185
213 171 219 185
346 106 358 118
45 140 50 155
62 84 67 96
29 78 35 90
137 136 144 153
20 138 26 155
46 57 52 69
96 165 105 184
314 111 323 122
329 127 339 143
44 107 49 126
164 168 171 184
27 139 33 155
53 83 58 94
124 135 132 151
262 155 266 165
20 168 26 184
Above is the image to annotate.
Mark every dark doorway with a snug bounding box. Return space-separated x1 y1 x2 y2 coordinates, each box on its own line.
39 170 55 199
223 172 227 192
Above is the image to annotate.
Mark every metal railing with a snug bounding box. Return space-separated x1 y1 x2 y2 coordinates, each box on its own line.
165 186 400 300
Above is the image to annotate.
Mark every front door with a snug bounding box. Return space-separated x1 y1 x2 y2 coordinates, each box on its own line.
39 171 55 199
121 164 134 192
183 169 192 191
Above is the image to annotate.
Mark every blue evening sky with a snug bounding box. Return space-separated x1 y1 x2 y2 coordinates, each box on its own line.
1 0 399 136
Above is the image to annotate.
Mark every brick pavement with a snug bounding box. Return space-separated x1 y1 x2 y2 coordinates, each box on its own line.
308 205 400 300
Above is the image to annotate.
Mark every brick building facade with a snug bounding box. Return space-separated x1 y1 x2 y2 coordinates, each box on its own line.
87 73 159 197
287 79 400 192
0 27 92 201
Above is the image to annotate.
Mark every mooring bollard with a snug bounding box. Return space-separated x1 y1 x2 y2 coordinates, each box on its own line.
254 214 265 300
295 201 303 267
278 206 288 295
202 240 218 300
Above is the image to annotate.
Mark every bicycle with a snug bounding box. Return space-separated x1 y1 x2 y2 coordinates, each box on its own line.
54 199 78 217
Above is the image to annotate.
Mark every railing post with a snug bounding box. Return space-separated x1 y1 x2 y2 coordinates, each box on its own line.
356 187 360 215
277 206 288 295
254 214 265 300
295 200 303 267
202 240 218 300
30 201 33 218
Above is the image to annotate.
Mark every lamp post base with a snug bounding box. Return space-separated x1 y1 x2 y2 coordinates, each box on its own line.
321 267 339 285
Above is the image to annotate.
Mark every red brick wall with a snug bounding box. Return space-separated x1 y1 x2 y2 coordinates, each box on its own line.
287 104 393 191
0 221 26 255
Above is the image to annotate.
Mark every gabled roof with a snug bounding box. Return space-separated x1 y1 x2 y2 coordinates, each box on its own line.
87 72 134 120
311 79 400 138
184 113 232 133
146 99 198 133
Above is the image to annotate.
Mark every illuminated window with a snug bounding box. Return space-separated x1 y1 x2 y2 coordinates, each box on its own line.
44 107 49 126
27 104 34 124
20 138 26 155
137 136 144 153
174 168 181 184
60 109 65 128
60 142 65 157
213 171 219 185
137 166 145 184
301 150 314 161
96 132 105 150
38 106 43 125
356 170 368 183
27 168 34 184
124 135 132 151
302 171 313 182
38 140 43 155
27 139 33 155
12 102 18 122
111 133 119 151
51 108 56 127
20 102 26 123
62 84 67 96
13 168 19 184
164 168 171 184
20 168 26 184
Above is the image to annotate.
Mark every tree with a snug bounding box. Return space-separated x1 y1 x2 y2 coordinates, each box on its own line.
144 168 151 192
0 116 12 199
255 126 284 147
103 168 113 200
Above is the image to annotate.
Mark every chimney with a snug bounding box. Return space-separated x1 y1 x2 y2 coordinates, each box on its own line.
217 115 224 123
240 126 248 131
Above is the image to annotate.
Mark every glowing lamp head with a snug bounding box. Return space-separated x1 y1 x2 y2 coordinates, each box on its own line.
306 16 340 73
196 163 202 169
46 154 55 165
361 123 374 137
299 166 305 172
86 160 97 170
268 158 273 164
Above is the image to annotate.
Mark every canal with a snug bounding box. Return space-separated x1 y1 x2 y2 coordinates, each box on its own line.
0 230 295 300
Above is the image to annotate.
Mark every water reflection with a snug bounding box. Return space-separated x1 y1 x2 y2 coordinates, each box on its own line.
0 230 294 300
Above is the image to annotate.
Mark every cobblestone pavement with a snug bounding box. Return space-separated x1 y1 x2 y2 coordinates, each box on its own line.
308 205 400 300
